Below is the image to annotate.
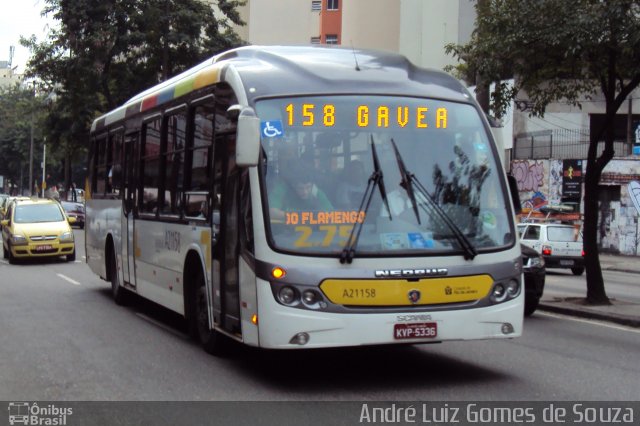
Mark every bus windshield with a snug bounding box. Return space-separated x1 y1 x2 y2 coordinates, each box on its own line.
256 95 514 256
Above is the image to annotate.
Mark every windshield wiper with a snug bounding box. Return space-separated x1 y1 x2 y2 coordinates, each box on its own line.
390 139 421 225
389 138 477 260
340 136 391 264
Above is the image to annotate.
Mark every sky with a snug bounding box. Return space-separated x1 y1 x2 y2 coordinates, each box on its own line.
0 0 56 74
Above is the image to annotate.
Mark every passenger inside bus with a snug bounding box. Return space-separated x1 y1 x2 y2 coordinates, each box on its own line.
268 161 334 221
335 159 367 209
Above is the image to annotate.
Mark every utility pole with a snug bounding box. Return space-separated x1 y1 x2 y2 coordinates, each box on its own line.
29 83 35 196
41 142 46 198
627 98 633 155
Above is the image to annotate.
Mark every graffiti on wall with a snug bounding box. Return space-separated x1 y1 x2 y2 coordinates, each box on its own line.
512 160 545 192
549 160 563 205
522 191 548 211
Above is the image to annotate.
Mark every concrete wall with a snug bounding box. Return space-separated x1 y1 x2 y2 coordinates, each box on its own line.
229 0 320 45
512 158 640 255
341 0 400 52
399 0 474 70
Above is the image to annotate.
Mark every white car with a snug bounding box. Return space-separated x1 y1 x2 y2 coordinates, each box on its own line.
517 222 585 275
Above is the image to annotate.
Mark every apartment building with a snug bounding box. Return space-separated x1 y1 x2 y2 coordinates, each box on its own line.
0 61 22 89
230 0 474 71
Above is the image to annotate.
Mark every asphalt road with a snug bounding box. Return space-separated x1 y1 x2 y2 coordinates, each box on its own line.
1 230 639 403
545 268 640 303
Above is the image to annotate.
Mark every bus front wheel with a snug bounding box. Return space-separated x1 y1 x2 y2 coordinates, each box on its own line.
190 268 226 355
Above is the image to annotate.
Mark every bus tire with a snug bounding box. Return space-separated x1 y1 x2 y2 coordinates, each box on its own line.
110 248 128 305
524 295 539 317
190 268 226 355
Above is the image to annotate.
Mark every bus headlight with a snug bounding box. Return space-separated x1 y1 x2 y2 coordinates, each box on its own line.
302 290 318 305
278 286 298 305
490 283 507 303
506 280 520 298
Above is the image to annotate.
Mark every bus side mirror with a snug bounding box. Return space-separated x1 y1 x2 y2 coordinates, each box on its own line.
234 106 260 167
507 174 522 214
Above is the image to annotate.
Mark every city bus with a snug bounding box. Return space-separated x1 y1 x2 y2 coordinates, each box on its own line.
86 45 523 353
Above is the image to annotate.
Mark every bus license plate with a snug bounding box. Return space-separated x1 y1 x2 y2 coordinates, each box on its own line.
35 245 52 252
394 322 437 340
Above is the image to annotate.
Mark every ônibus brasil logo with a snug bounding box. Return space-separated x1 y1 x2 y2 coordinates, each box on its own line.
8 402 73 425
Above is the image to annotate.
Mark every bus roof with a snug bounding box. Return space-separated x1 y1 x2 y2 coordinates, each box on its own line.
91 45 473 133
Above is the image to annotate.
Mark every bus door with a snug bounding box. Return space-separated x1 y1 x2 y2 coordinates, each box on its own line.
211 110 241 335
122 132 138 288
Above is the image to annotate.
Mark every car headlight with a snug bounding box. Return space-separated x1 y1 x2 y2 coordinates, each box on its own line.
11 234 28 246
59 232 74 242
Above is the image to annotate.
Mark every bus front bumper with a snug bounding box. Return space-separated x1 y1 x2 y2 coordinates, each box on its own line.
255 280 523 349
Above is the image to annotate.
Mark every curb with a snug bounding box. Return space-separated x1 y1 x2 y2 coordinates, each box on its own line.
602 267 640 275
538 303 640 328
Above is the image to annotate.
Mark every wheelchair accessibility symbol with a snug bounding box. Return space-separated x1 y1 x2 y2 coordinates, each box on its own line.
261 120 284 138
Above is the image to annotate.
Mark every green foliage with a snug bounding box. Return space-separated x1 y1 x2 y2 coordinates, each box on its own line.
447 0 640 119
16 0 245 190
447 0 640 304
0 85 57 192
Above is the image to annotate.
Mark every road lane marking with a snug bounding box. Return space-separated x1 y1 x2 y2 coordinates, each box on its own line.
539 311 640 334
56 273 81 286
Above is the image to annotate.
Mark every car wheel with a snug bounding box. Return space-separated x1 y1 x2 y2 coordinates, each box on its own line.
7 242 16 265
110 249 128 305
66 249 76 262
571 267 584 276
524 294 540 317
190 268 226 355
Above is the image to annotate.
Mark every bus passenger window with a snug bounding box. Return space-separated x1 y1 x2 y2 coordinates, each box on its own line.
140 118 161 215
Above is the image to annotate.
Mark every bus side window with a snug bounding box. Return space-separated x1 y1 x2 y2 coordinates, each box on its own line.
140 118 162 215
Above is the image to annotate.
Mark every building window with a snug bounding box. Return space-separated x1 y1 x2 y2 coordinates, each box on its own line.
310 36 321 44
326 0 339 11
325 34 338 45
311 0 321 11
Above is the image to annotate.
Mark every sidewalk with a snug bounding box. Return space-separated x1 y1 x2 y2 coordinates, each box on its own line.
538 253 640 327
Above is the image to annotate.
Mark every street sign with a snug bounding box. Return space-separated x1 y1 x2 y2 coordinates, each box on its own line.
629 181 640 216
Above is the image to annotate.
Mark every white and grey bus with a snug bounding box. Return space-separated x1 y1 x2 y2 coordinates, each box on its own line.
86 45 523 353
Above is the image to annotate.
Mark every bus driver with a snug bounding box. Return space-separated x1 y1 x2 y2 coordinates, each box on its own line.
268 162 334 221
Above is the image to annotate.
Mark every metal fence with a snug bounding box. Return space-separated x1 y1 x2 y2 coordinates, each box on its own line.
513 129 633 160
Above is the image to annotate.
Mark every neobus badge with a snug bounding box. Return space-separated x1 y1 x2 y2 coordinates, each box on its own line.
374 268 448 278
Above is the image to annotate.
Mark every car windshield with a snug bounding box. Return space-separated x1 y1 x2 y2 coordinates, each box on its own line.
61 202 83 213
256 95 515 256
14 204 65 223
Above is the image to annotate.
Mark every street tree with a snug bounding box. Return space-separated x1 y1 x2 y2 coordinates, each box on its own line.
0 84 61 194
20 0 245 190
446 0 640 305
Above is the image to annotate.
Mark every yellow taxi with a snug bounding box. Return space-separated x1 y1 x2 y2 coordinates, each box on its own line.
1 198 76 264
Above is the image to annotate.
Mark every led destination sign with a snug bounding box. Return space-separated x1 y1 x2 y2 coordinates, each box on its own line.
285 103 448 129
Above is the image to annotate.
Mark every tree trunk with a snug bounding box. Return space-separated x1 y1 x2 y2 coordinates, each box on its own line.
583 97 616 305
583 160 610 305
